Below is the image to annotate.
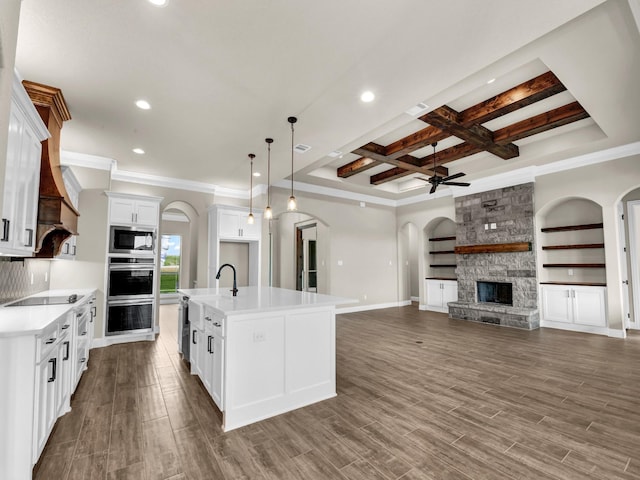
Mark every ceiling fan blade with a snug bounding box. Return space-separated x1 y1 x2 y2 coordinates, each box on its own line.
429 183 438 194
442 181 471 187
442 172 466 182
416 177 430 182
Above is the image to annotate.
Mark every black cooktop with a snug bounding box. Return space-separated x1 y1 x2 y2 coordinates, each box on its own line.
6 294 83 307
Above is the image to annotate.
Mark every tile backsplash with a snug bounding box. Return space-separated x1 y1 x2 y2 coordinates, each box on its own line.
0 258 51 304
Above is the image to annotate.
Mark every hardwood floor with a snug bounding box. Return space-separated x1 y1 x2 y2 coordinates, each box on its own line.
34 304 640 479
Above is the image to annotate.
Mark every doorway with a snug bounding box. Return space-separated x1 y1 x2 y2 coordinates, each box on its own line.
160 234 181 294
296 223 317 292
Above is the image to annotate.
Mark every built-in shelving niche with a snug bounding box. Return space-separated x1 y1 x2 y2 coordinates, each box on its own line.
539 198 606 286
425 218 457 280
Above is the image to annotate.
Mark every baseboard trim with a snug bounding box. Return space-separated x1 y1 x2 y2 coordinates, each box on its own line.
337 300 412 314
540 320 610 337
92 326 159 348
410 296 419 303
608 328 626 338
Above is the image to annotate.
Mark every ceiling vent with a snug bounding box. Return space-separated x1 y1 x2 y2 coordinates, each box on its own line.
294 143 311 154
327 150 342 158
405 102 430 116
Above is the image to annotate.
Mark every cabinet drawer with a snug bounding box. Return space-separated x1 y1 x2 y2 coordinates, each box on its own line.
77 317 89 339
37 322 59 362
204 308 225 337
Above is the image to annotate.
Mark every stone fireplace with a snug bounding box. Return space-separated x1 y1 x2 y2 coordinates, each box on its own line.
448 183 539 329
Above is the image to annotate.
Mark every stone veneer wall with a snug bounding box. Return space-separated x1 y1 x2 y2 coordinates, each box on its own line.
450 182 538 329
0 257 51 304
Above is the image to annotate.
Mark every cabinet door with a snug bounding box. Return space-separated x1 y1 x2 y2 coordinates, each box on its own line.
15 125 41 252
573 287 607 326
219 211 241 238
1 107 21 247
190 325 202 377
33 350 58 461
109 198 136 225
202 333 214 395
442 281 458 307
211 334 224 410
135 200 159 226
425 280 443 308
242 218 260 239
540 286 572 323
57 334 72 416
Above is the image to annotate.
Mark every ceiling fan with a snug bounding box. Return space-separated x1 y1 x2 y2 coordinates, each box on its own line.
419 142 470 194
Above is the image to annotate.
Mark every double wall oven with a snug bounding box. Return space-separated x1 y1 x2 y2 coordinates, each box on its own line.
106 256 155 336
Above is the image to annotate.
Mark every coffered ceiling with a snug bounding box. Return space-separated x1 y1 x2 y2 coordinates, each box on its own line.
13 0 640 200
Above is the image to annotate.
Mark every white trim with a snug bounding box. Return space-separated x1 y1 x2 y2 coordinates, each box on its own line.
540 320 610 336
12 70 50 141
111 169 217 194
91 327 158 348
61 150 115 171
628 0 640 34
273 179 397 207
410 296 419 303
59 141 640 206
161 212 189 223
608 328 627 338
627 200 640 330
336 300 411 314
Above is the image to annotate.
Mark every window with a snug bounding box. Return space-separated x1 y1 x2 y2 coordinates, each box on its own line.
160 234 181 294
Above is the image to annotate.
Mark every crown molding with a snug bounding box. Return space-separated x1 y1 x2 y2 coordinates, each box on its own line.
60 141 640 207
12 70 50 141
61 150 115 171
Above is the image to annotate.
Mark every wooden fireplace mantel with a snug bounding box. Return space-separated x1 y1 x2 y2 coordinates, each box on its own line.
454 242 532 255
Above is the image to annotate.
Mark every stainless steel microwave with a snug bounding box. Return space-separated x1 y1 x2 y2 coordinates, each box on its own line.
109 226 156 255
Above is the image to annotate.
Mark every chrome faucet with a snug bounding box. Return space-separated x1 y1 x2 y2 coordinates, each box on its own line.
215 263 238 296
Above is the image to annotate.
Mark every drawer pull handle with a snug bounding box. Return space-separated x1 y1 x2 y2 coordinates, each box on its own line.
48 358 57 382
207 335 213 353
213 322 221 327
205 316 212 322
80 331 87 336
63 341 70 360
192 330 197 344
1 219 9 242
80 357 86 364
25 228 34 247
61 324 70 330
45 337 56 344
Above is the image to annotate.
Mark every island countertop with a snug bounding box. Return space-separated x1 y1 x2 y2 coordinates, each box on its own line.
178 286 356 316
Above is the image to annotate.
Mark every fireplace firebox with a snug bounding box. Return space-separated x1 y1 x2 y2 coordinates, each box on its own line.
477 281 513 306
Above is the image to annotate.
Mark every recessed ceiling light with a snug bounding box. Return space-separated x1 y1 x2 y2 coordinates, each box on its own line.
148 0 168 6
135 99 151 110
133 148 145 154
487 78 496 84
360 91 375 103
253 172 261 177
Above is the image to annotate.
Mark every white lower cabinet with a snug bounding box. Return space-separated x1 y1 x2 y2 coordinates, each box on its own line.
424 279 458 313
540 284 607 332
33 343 58 461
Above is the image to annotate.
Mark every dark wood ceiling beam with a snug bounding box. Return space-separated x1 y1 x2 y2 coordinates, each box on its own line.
493 101 589 144
459 71 566 126
370 167 416 185
384 125 450 157
421 105 519 159
352 144 448 175
337 157 381 178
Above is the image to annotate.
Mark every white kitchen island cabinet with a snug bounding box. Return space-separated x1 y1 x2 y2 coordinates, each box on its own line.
180 286 354 431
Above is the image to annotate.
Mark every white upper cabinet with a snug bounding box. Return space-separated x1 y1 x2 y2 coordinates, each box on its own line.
107 192 161 227
218 208 260 240
0 71 49 256
59 167 81 259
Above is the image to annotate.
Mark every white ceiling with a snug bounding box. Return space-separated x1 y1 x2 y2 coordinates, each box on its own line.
14 0 640 199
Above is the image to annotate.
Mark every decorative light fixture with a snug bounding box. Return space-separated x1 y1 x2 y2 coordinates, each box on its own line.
287 116 297 211
264 138 273 219
247 153 255 224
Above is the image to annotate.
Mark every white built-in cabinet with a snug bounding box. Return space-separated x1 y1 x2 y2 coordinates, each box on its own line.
59 166 82 259
209 205 261 288
108 193 160 227
0 71 49 256
189 301 225 410
540 284 607 332
423 279 458 313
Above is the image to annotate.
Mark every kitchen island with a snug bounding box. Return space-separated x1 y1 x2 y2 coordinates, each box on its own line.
178 286 354 431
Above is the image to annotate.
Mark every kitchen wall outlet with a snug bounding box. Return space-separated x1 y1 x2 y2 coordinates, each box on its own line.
359 201 366 208
30 273 34 285
337 260 343 266
490 223 497 229
44 272 48 282
253 331 266 342
484 223 488 230
363 294 367 300
568 269 574 276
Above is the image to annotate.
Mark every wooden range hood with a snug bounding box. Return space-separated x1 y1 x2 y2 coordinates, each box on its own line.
23 80 79 258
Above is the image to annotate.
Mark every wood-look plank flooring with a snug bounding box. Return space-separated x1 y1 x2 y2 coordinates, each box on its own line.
34 304 640 479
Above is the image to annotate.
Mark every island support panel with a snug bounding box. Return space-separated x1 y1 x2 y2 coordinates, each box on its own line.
223 306 336 431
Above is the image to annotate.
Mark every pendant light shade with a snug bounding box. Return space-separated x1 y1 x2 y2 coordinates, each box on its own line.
247 153 255 224
264 138 273 219
287 116 297 211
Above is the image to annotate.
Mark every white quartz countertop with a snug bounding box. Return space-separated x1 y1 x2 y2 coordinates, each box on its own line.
0 289 96 337
178 286 356 316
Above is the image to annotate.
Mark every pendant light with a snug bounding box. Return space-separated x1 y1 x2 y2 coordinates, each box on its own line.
247 153 255 224
287 116 297 211
264 138 273 219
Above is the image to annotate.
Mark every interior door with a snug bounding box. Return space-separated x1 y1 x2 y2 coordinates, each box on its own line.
296 224 317 292
628 200 640 330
